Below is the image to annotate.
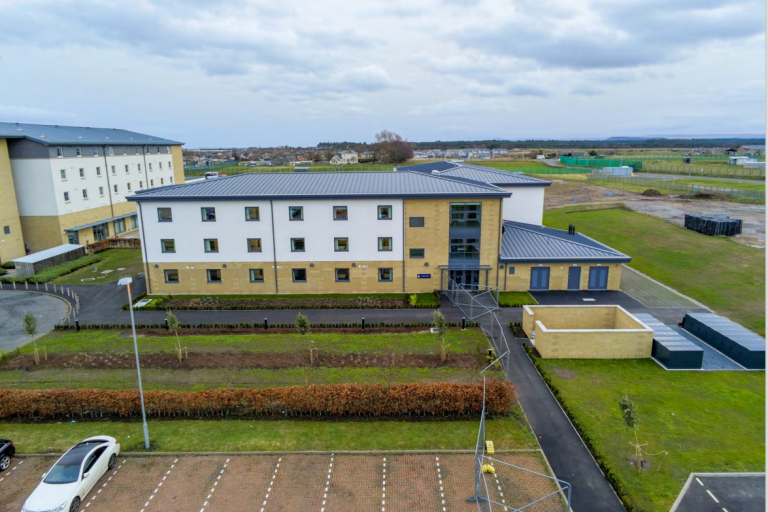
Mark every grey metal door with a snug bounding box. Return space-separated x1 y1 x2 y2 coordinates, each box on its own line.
588 266 609 290
530 267 550 290
567 267 581 290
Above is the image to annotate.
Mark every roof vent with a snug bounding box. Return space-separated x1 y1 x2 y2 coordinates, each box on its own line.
568 224 576 236
431 170 440 175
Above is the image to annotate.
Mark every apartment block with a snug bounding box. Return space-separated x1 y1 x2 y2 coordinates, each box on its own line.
0 122 185 261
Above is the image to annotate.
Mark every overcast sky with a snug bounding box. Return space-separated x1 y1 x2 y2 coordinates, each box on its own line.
0 0 765 147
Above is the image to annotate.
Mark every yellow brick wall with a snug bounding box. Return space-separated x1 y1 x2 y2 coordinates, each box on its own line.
18 216 63 253
148 260 403 296
501 262 623 291
536 328 653 359
171 146 185 185
0 139 26 262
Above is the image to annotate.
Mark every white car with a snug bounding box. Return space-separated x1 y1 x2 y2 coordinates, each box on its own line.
22 436 120 512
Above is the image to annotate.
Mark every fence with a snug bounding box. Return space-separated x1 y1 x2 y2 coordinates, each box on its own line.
587 172 765 200
559 157 643 170
638 164 765 179
619 154 765 162
85 237 141 254
183 161 238 175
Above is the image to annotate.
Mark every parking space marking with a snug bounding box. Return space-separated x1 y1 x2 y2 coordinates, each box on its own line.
696 477 704 486
381 457 387 512
319 454 334 512
436 456 446 512
139 458 178 512
706 489 719 503
490 463 507 506
85 459 127 508
260 457 282 512
199 458 229 512
0 458 24 483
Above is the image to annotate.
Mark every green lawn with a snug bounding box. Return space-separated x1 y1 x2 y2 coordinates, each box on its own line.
29 329 489 356
536 358 765 511
2 409 537 453
543 206 765 334
673 178 765 191
498 292 538 307
54 249 143 285
0 366 497 391
464 160 550 171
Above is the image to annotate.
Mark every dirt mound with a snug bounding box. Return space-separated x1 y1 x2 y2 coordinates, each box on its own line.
641 189 663 197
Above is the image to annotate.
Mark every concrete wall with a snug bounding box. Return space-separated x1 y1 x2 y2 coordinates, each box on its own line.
501 186 544 225
0 139 26 263
522 305 653 359
500 262 622 291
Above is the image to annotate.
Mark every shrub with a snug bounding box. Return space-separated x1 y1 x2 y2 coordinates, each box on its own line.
0 381 515 420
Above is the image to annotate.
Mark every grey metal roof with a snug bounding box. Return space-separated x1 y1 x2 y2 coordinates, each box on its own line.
12 244 83 264
395 161 550 187
64 212 136 232
500 221 631 263
0 122 183 146
127 171 512 202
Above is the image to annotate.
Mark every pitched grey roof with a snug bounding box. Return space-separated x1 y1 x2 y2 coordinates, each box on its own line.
500 221 631 262
127 171 512 202
0 122 182 146
395 161 550 187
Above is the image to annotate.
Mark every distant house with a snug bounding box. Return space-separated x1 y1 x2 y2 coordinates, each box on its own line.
273 157 292 166
330 150 359 165
739 145 765 156
557 151 586 157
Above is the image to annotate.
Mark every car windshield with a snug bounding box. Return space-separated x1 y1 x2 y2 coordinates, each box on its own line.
43 443 100 484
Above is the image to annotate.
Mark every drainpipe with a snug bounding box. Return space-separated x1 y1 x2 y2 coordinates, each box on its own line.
401 201 406 293
496 199 503 290
270 200 279 294
102 146 115 218
141 145 150 189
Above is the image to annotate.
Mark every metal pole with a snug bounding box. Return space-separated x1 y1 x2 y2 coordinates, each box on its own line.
127 283 150 450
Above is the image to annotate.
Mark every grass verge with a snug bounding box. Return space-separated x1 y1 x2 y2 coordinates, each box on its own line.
498 292 538 307
0 253 105 283
54 249 143 285
544 206 765 334
532 356 764 512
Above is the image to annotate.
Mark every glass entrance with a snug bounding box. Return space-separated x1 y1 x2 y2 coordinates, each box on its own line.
92 223 109 242
449 269 480 291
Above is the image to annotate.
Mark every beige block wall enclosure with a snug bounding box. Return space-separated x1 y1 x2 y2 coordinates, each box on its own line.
501 262 622 291
0 139 26 262
523 305 653 359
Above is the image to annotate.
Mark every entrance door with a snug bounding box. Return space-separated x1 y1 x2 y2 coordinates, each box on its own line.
67 231 80 245
588 266 609 290
449 270 480 291
567 267 581 290
93 223 109 242
530 267 550 290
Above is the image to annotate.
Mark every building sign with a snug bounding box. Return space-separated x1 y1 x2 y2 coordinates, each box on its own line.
417 274 431 279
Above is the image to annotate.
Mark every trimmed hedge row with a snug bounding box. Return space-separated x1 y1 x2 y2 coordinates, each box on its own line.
522 344 636 512
54 321 479 330
0 253 105 283
0 381 514 421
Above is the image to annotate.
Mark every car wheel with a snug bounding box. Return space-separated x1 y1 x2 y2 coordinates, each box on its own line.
69 497 80 512
0 455 10 471
108 453 117 470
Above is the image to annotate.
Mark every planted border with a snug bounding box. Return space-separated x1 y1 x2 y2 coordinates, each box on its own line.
54 321 478 331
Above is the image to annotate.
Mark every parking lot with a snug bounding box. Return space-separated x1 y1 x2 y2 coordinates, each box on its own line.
0 452 566 512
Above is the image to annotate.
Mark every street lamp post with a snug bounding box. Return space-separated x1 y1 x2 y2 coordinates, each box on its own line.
118 277 150 450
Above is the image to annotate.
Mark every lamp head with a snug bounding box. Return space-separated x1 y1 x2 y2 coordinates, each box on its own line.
117 277 133 286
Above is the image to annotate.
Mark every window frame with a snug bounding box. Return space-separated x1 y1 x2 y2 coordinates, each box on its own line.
508 266 515 275
333 206 348 221
75 147 82 157
378 267 393 282
93 147 98 156
2 226 10 235
247 238 262 253
96 167 101 176
204 239 219 253
378 205 393 220
63 191 70 202
249 268 265 283
201 207 216 222
290 238 306 252
82 189 88 199
334 237 349 252
161 239 176 253
245 207 260 221
289 206 304 221
164 269 180 283
157 208 172 222
409 248 425 258
335 268 350 282
56 147 63 157
292 268 307 282
206 269 222 283
409 217 425 228
60 169 67 180
79 168 85 178
99 186 104 197
378 237 393 252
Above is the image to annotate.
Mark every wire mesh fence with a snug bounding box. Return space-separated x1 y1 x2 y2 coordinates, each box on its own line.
638 164 765 179
587 173 765 200
559 157 643 170
618 154 765 162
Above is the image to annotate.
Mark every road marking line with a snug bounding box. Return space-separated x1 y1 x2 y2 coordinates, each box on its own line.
259 457 282 512
140 458 177 511
199 459 229 512
318 454 335 511
696 477 704 486
435 457 446 511
707 490 719 503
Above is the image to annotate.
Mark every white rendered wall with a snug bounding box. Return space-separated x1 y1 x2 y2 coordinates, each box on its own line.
10 159 58 216
138 198 405 264
501 186 545 225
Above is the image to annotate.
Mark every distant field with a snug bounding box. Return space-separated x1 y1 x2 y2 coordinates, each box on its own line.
673 178 765 191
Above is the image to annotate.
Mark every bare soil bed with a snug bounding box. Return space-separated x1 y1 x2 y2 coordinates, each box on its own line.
159 296 413 310
123 326 455 336
3 352 479 371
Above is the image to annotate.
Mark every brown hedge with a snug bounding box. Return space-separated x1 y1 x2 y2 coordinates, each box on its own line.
0 381 514 421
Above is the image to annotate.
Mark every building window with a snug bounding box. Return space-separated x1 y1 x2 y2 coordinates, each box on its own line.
379 268 393 282
157 208 172 222
450 203 482 228
292 268 307 282
335 268 350 282
108 147 114 156
164 269 179 283
96 167 101 176
76 147 82 157
111 165 116 175
166 146 171 153
204 239 219 252
135 147 140 155
160 178 164 185
450 238 480 260
378 237 393 251
127 183 131 191
149 163 153 171
114 218 126 235
125 165 129 173
161 239 175 253
82 189 88 199
170 177 173 184
60 169 66 180
3 226 9 235
150 179 154 186
113 184 119 194
410 248 425 258
250 269 264 282
245 207 260 221
334 238 349 251
159 162 163 170
56 147 63 157
145 146 150 154
333 206 348 220
99 186 104 196
131 215 138 229
122 146 127 155
201 207 216 221
409 217 425 227
508 267 515 275
79 168 85 178
207 269 222 283
378 205 392 220
93 148 98 156
291 238 305 252
289 206 303 221
247 238 262 252
63 191 70 202
169 161 172 170
139 181 143 189
138 164 141 172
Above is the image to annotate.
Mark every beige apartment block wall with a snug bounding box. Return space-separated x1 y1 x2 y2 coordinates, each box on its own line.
18 216 63 253
0 139 26 262
502 262 623 291
147 260 403 296
171 146 185 185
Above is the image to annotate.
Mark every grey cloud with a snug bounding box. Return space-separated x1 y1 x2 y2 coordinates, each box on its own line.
570 85 604 96
463 82 552 97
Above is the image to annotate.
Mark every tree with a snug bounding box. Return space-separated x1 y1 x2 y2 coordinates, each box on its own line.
432 310 449 363
373 130 414 164
619 394 643 470
22 312 41 365
295 313 317 366
166 310 186 362
588 150 598 157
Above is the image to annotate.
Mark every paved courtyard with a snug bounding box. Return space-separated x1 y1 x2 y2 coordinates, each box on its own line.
0 452 568 512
